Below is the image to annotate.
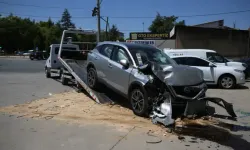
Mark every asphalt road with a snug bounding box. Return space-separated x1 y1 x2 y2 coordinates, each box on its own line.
1 57 250 150
0 58 72 106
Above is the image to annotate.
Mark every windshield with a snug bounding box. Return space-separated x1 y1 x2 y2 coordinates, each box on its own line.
128 46 177 66
206 52 229 63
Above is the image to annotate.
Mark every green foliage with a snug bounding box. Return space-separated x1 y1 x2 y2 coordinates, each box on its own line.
118 37 125 42
0 14 43 53
148 13 185 33
109 24 120 41
59 9 75 29
0 9 126 54
0 9 77 53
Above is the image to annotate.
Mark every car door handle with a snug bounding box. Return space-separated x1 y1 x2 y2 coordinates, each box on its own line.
108 63 112 68
94 56 98 60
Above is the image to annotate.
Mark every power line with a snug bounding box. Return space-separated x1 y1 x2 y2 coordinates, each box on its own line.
1 9 250 19
0 12 93 19
108 9 250 18
1 1 250 17
0 1 84 10
0 26 141 32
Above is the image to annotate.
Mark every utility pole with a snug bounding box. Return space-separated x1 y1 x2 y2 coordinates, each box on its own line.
97 0 101 42
105 17 109 41
248 28 250 57
143 22 144 32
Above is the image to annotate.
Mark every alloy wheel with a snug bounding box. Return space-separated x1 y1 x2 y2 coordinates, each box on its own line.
221 77 233 89
131 89 144 113
87 69 95 87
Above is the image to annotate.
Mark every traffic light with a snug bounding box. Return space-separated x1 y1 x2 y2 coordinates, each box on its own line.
92 7 98 17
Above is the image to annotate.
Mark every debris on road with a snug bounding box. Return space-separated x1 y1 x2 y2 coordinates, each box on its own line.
146 130 162 144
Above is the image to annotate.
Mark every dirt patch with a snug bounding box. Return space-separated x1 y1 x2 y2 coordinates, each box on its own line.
0 91 167 134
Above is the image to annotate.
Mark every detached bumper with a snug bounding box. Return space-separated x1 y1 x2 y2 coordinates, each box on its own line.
183 97 237 119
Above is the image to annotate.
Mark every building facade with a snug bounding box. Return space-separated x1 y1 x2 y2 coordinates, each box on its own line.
170 24 250 58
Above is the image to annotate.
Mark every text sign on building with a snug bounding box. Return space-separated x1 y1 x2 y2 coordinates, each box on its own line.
130 32 169 40
126 40 155 46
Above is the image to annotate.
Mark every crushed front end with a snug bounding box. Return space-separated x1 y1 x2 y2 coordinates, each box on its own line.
138 62 237 126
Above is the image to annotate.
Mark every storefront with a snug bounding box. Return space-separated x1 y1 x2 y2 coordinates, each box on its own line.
127 32 175 49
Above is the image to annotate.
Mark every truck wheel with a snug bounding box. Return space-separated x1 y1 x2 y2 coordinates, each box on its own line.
87 67 98 89
59 69 63 78
218 75 236 89
45 67 51 78
61 74 68 85
129 87 149 117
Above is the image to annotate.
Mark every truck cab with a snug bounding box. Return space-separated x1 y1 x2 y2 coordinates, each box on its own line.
45 44 79 78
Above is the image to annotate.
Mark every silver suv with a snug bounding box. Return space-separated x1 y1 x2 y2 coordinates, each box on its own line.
86 42 206 117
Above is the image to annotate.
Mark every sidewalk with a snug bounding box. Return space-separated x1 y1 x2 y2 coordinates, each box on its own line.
0 113 230 150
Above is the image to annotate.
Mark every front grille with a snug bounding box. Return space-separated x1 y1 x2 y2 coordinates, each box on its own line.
172 83 206 98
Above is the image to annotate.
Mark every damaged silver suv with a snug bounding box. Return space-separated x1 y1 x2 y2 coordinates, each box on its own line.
87 42 236 125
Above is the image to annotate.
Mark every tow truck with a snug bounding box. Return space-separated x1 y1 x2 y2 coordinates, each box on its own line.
48 28 112 104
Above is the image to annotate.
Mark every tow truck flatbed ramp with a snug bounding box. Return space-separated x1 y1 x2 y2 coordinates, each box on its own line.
57 28 116 104
63 59 114 104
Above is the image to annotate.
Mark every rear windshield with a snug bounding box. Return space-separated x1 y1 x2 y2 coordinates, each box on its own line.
60 50 87 60
55 47 77 54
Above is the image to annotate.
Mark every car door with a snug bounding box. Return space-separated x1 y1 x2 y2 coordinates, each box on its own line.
51 47 62 69
93 44 114 84
185 57 215 83
106 45 133 95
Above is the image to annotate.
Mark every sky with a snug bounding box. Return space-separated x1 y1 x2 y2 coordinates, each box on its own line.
1 0 250 38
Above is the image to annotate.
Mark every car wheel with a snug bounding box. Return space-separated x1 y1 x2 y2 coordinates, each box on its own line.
61 73 68 85
45 67 51 78
30 57 34 60
129 87 149 117
87 67 98 89
218 75 236 89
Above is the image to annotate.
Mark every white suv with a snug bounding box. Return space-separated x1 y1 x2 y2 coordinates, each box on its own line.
171 55 245 89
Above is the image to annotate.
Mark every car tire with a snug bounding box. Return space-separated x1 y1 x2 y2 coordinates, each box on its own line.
61 73 68 85
30 57 34 60
45 67 51 78
129 87 149 117
87 67 99 89
218 75 236 89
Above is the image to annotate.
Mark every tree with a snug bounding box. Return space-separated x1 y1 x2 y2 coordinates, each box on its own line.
109 24 120 41
148 13 185 33
59 9 75 29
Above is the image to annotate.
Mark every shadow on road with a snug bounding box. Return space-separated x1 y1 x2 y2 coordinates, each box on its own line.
208 85 249 90
175 121 250 150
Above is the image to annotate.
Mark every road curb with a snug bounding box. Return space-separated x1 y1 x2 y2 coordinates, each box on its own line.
0 56 29 59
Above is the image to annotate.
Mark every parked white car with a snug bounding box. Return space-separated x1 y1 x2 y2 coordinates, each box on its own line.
163 49 247 71
171 55 245 89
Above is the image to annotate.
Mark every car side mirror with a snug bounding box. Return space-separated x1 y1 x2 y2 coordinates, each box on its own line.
120 59 129 69
209 62 216 67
